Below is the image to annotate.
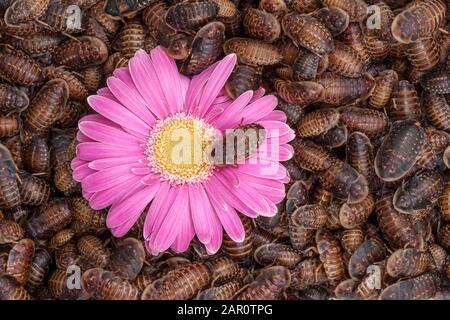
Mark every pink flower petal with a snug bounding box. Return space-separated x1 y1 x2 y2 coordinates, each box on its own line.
79 114 119 128
188 184 215 244
81 164 136 193
128 50 168 119
249 88 265 102
88 175 142 210
212 91 253 129
88 156 145 170
106 182 159 228
170 208 195 253
97 87 117 101
77 131 94 143
151 47 184 114
257 121 294 138
87 95 150 133
260 110 287 122
197 54 236 117
236 162 288 181
185 60 220 114
240 95 278 124
76 142 142 161
73 163 95 182
204 183 245 242
204 212 222 255
79 121 143 147
150 185 189 254
107 76 156 126
143 182 171 238
71 158 86 171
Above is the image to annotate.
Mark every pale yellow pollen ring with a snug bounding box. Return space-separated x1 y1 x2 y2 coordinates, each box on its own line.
146 113 216 185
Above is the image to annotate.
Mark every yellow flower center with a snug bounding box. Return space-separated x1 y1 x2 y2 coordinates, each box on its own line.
147 114 215 184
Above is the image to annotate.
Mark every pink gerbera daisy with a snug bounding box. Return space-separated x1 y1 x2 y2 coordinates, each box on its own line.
71 47 295 255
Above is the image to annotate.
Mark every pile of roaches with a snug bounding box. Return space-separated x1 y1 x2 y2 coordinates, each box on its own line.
1 0 450 300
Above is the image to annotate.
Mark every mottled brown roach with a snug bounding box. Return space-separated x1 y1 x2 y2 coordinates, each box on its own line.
108 237 145 280
0 274 31 300
237 266 290 300
327 42 366 77
25 199 72 239
291 139 336 172
275 80 324 106
379 272 440 300
25 248 52 291
321 0 368 22
254 243 302 268
0 219 24 244
165 1 219 31
391 0 446 44
44 66 88 102
281 12 334 56
4 0 50 25
290 258 328 290
222 215 254 265
225 64 262 99
375 121 426 182
77 235 109 268
19 174 52 206
291 0 321 14
54 36 109 69
0 115 20 138
0 45 44 86
22 135 50 175
315 72 375 105
348 236 386 280
312 6 349 37
339 194 375 229
48 269 82 299
296 108 340 138
368 69 398 109
39 2 88 34
339 107 389 137
224 37 282 66
141 262 211 300
243 8 280 43
181 22 225 76
0 144 21 209
6 238 35 285
316 230 345 284
390 80 422 121
49 229 75 249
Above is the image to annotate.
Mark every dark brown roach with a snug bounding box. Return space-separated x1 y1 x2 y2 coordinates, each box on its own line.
104 0 156 18
117 20 145 59
275 80 324 106
108 238 145 280
379 272 440 300
391 0 446 44
368 69 398 110
292 47 328 81
341 227 365 255
22 136 51 175
291 204 328 229
243 8 280 43
48 269 82 300
319 159 369 204
141 263 211 300
23 79 69 134
71 197 107 229
237 266 290 300
390 80 422 122
0 274 31 300
0 115 20 138
316 230 345 284
0 45 44 86
4 0 50 25
312 6 349 37
54 36 109 69
290 258 328 290
291 0 321 14
339 22 370 64
19 174 52 206
346 132 375 183
339 194 375 229
0 144 21 209
0 219 24 244
6 238 35 286
25 199 72 239
165 1 219 31
375 121 426 182
49 229 75 249
142 1 193 60
405 37 440 72
338 106 389 137
26 248 52 291
393 170 445 215
291 139 336 172
181 21 225 76
225 64 262 99
224 37 282 66
222 216 254 265
281 12 334 56
423 92 450 132
0 83 29 115
39 2 88 34
44 66 88 102
77 235 109 268
421 68 450 95
321 0 368 22
197 280 242 300
348 237 386 280
254 243 302 268
327 42 366 77
386 248 433 278
7 34 62 56
54 162 78 196
315 72 375 105
296 108 340 138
